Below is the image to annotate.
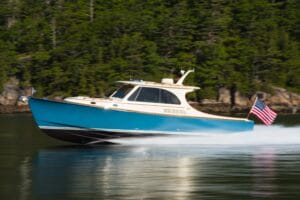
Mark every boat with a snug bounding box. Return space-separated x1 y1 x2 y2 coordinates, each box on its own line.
29 70 254 144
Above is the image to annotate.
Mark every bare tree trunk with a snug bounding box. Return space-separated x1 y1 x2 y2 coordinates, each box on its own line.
207 0 221 44
58 0 63 9
52 17 56 49
7 15 16 28
90 0 94 22
7 0 18 28
48 0 64 49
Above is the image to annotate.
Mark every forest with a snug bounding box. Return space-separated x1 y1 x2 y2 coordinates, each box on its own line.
0 0 299 100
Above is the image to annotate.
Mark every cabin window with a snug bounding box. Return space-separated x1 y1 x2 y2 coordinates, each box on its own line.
136 87 160 103
112 85 134 99
128 87 180 104
128 87 141 101
160 89 181 104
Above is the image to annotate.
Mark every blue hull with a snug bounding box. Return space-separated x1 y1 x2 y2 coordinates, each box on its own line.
29 98 254 144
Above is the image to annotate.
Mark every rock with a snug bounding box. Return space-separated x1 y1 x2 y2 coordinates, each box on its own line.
0 77 32 109
3 90 19 105
292 107 298 114
3 77 19 90
53 96 63 101
213 86 300 114
0 105 30 113
20 88 33 96
268 87 300 113
253 88 300 113
196 103 231 113
268 95 291 107
0 96 5 105
234 91 250 107
267 87 291 106
218 88 231 104
291 93 300 106
258 87 300 113
200 99 219 104
255 91 271 101
0 77 20 106
16 100 28 106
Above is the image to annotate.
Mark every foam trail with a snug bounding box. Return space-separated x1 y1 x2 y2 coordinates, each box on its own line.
111 125 300 145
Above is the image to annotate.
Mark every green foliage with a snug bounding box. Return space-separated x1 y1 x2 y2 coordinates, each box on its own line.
0 0 299 98
0 40 17 92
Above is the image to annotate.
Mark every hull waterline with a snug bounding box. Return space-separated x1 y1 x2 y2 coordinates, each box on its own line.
29 97 254 144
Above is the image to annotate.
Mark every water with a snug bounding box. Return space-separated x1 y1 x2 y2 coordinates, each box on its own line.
0 114 300 200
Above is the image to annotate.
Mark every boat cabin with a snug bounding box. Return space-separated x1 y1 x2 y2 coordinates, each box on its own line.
64 70 246 121
109 70 199 106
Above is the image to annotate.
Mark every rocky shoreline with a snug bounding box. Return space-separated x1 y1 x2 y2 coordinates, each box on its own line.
1 77 300 114
0 105 30 114
191 86 300 114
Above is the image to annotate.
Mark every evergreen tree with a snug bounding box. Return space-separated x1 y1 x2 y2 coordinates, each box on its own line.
0 0 299 98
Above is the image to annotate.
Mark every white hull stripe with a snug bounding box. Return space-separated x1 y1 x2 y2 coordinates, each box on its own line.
38 126 233 135
40 126 87 131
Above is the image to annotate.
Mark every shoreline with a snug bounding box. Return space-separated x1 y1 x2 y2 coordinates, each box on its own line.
0 105 30 114
1 104 299 115
1 78 299 115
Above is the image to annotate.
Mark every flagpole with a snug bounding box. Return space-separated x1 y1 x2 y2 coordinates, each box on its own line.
247 96 258 119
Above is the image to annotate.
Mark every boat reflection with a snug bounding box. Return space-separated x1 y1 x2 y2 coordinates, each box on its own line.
28 145 285 200
32 145 195 199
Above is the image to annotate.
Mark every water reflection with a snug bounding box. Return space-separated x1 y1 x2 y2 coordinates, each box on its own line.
21 145 300 200
2 114 299 200
19 157 31 200
251 148 278 198
31 146 196 199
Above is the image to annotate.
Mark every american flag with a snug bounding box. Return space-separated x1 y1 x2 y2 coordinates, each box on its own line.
249 98 277 125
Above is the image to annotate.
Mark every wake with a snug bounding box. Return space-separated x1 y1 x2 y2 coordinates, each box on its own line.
111 125 300 145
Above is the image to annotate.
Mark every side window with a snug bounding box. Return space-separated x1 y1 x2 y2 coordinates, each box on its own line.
160 89 180 104
136 87 160 103
128 87 141 101
128 87 181 105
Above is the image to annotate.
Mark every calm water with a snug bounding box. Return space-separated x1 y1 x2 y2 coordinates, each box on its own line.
0 114 300 200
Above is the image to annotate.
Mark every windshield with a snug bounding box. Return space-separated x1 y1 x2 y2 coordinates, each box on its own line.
111 85 134 99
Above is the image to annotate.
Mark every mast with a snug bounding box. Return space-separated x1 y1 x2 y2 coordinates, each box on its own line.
176 69 194 85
